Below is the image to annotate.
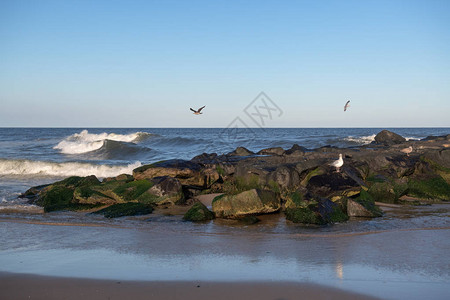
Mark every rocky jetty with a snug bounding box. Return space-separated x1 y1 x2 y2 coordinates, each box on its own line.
21 130 450 224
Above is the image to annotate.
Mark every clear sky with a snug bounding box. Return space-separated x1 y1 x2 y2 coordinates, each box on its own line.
0 0 449 127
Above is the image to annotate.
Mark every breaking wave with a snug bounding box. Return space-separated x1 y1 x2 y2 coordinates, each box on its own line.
54 130 153 154
0 159 141 178
343 134 376 145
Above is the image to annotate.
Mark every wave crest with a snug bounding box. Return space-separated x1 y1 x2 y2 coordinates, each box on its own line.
0 159 141 178
53 130 153 154
343 134 376 145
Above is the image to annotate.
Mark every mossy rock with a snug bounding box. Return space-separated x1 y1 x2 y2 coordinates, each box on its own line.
407 176 450 201
183 202 215 222
348 190 383 217
112 180 153 201
212 189 280 219
367 181 407 204
54 175 101 188
222 175 261 195
73 186 115 205
38 185 75 212
93 203 153 218
285 207 324 225
328 205 349 223
301 167 325 186
284 191 304 209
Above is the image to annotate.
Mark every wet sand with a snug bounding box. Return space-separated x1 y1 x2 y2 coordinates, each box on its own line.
1 204 449 300
0 272 379 300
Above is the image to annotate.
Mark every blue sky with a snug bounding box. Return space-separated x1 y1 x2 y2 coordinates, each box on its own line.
0 0 449 127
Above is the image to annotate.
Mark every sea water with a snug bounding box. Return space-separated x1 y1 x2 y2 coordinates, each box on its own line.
1 127 449 205
0 127 450 299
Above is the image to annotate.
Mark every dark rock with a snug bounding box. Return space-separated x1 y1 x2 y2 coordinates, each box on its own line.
191 152 219 163
133 159 214 187
285 197 348 224
407 176 450 201
144 176 183 205
92 203 153 218
20 184 50 203
374 130 406 145
367 180 407 204
33 175 106 212
228 147 255 156
286 144 309 154
316 197 349 223
285 206 323 225
422 149 450 169
212 189 280 218
268 165 300 190
306 169 362 198
347 190 383 217
257 147 285 156
183 202 215 222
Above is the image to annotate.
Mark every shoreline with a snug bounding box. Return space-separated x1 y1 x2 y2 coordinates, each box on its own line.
0 272 380 300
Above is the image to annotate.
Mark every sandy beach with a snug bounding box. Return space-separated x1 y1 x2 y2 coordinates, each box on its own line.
1 203 449 300
0 273 380 300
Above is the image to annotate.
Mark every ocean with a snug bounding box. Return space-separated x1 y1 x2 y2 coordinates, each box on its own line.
1 127 449 207
1 127 450 300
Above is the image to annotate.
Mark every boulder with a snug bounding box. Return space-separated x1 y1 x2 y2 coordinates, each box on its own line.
367 181 407 204
183 202 215 222
257 147 285 156
306 169 361 198
374 130 406 145
212 189 280 218
143 176 183 205
285 206 323 224
347 190 383 217
268 166 300 190
407 176 450 201
285 144 308 155
285 197 348 224
133 159 210 187
228 147 255 156
33 175 108 212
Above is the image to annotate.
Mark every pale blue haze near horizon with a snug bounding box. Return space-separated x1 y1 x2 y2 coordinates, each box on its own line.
0 0 449 127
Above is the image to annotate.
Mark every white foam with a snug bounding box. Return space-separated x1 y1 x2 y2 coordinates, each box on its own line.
54 130 151 154
343 134 376 145
0 159 142 178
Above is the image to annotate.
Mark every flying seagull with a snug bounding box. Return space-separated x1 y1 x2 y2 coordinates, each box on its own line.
190 106 206 115
400 146 413 156
330 153 344 172
344 100 350 112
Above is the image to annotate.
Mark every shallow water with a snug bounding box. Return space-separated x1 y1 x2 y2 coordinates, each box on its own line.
1 204 449 300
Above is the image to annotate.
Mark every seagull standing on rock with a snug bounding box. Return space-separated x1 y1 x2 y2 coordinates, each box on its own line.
190 106 206 115
400 146 413 156
330 153 344 172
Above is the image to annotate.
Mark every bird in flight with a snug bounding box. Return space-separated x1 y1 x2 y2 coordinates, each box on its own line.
330 153 344 172
344 100 350 112
190 106 206 115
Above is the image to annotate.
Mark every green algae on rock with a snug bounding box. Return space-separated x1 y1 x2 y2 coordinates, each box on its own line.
183 202 214 222
212 189 280 219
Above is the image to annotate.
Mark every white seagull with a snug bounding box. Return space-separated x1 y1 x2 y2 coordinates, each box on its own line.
344 100 350 112
400 146 413 157
190 106 206 115
330 153 344 172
